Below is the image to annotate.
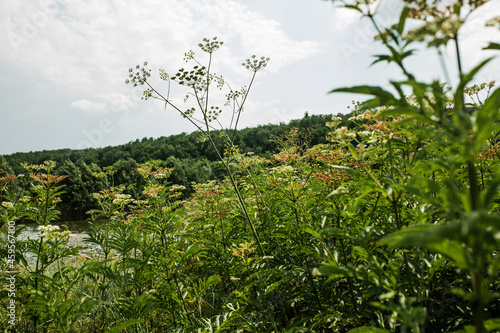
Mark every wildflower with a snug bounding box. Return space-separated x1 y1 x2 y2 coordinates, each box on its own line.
133 200 148 205
359 130 372 137
271 165 294 175
232 241 256 257
40 228 73 240
169 184 186 191
330 186 347 196
113 193 133 205
30 173 67 185
326 116 343 128
335 126 348 135
143 184 165 197
1 201 14 209
38 225 60 232
92 193 104 200
115 194 132 199
154 173 166 179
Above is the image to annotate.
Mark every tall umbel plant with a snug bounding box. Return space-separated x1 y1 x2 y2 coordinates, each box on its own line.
126 38 270 254
320 0 500 332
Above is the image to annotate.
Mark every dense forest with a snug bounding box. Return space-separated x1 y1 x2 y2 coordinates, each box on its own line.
1 113 341 220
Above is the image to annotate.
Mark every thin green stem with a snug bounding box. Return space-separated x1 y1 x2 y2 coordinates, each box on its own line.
231 71 257 144
334 201 358 311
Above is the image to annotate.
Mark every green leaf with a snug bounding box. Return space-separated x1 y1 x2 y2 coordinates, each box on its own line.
485 318 500 331
312 265 353 279
476 87 500 146
343 4 363 13
104 319 143 333
483 42 500 50
480 170 500 209
457 57 494 92
348 143 359 160
398 7 409 35
381 224 469 269
205 275 222 288
347 327 391 333
371 54 393 66
329 85 396 106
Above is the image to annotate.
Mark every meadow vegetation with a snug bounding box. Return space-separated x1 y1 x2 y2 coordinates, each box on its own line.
1 0 500 331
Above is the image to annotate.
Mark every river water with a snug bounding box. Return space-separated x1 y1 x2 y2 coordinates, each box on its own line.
15 220 105 265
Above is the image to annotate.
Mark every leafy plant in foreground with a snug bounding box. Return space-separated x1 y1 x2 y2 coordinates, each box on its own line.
316 0 500 331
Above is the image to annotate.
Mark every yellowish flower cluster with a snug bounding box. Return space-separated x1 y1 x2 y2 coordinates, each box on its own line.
1 201 14 209
38 225 74 240
113 194 133 205
232 241 256 257
271 165 294 174
143 184 165 197
169 184 186 192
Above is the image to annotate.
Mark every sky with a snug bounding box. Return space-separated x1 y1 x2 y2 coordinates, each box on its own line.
0 0 499 155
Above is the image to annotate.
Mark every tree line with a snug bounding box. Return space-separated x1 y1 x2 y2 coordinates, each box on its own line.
1 112 349 220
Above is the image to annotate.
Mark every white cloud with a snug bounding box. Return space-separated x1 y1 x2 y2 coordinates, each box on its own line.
98 91 139 111
71 99 107 111
1 0 320 93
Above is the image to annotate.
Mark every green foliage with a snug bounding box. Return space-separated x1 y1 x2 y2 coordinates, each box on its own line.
1 5 499 331
2 113 334 220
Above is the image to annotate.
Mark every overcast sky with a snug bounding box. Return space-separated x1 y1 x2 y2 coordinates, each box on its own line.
1 0 499 155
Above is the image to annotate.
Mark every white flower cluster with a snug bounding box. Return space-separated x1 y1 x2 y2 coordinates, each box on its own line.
326 116 343 128
1 201 14 209
154 173 166 179
330 186 347 196
358 130 372 137
336 126 357 138
38 225 74 240
113 194 133 205
348 112 379 122
169 184 186 191
327 126 357 143
271 165 294 174
38 225 60 232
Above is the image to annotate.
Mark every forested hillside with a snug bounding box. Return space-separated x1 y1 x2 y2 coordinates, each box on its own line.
1 113 344 220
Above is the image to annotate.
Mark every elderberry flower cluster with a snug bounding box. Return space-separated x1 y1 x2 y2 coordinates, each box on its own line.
113 194 133 205
38 225 74 240
1 201 14 209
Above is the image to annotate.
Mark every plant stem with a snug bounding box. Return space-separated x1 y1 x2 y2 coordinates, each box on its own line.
471 271 485 333
334 201 358 311
467 160 479 211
